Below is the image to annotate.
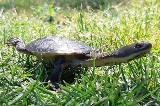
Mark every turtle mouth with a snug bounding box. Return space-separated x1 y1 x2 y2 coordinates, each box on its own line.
6 42 15 46
133 48 151 59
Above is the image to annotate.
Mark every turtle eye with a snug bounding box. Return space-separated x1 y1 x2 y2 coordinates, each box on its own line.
11 38 21 44
135 43 143 48
15 40 20 44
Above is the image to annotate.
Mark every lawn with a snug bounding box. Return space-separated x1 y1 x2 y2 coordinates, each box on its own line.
0 0 159 105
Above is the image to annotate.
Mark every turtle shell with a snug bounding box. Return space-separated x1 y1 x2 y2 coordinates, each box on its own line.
25 36 92 56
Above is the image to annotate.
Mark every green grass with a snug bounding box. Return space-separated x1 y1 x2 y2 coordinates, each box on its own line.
0 0 160 105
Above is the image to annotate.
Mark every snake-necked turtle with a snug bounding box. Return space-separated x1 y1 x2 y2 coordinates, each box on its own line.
6 36 152 89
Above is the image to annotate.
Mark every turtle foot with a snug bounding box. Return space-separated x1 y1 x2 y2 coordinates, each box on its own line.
48 80 61 90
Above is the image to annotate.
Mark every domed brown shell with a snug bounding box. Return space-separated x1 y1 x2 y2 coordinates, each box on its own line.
25 36 92 56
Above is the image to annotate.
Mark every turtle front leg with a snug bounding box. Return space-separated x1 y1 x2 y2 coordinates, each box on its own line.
50 57 65 89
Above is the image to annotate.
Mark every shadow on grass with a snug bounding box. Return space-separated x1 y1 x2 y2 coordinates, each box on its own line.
0 0 128 10
54 0 128 9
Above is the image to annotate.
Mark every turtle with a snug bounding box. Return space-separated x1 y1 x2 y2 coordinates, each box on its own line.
6 36 152 89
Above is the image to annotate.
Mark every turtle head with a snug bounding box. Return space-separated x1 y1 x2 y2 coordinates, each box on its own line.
6 37 30 54
113 41 152 63
6 38 23 47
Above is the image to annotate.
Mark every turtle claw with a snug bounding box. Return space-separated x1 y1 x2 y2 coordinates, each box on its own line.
48 80 60 90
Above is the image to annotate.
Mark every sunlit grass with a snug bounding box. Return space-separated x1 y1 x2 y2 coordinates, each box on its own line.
0 0 159 105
